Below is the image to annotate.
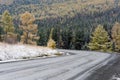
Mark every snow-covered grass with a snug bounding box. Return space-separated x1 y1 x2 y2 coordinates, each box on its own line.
0 43 61 61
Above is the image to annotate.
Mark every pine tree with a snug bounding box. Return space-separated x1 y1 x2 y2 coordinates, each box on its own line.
47 28 56 49
111 22 120 52
88 25 112 52
70 31 76 49
58 29 64 48
0 21 4 41
20 12 39 45
1 10 17 43
2 10 14 34
0 27 3 42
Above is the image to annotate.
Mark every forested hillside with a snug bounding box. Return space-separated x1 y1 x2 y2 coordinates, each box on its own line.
0 0 120 51
0 0 118 18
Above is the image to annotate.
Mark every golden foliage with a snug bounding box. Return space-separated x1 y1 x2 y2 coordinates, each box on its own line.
88 25 112 52
2 10 15 33
1 10 16 44
20 12 39 45
47 38 56 49
47 28 56 49
20 12 35 25
112 22 120 52
10 0 116 19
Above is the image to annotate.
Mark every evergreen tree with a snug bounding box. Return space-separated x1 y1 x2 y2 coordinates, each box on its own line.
2 10 14 34
1 10 17 43
0 21 4 41
58 29 64 48
111 22 120 52
20 12 39 45
47 28 56 49
88 25 112 52
70 31 76 49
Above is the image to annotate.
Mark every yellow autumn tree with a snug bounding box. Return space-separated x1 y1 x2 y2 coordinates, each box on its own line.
20 12 39 45
47 28 56 49
88 25 112 52
111 22 120 52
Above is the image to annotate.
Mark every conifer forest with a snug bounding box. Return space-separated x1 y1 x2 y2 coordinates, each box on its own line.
0 0 120 52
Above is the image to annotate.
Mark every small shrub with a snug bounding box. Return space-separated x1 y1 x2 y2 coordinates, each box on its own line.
22 57 30 59
47 28 56 49
54 52 63 56
47 38 56 49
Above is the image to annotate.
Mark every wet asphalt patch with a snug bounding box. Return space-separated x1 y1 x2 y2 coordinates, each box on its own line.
85 54 120 80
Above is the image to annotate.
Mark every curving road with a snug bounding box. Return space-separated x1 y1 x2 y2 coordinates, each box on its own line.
0 50 118 80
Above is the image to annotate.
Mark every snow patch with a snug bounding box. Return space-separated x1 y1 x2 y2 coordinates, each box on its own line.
0 43 60 61
111 75 120 80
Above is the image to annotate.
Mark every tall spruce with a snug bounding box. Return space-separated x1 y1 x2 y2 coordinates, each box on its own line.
1 10 17 43
112 22 120 52
58 29 64 48
88 25 112 52
20 12 39 45
1 10 14 34
70 31 76 49
0 21 4 41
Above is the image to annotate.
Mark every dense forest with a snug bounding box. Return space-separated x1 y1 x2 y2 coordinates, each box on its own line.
0 0 120 52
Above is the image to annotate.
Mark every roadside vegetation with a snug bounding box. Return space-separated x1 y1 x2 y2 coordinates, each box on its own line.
0 0 120 53
0 10 120 52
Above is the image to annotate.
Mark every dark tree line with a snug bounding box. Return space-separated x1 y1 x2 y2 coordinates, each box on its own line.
34 7 120 50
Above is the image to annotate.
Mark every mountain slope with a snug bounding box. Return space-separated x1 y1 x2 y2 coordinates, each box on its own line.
0 0 13 5
0 0 119 19
0 0 120 50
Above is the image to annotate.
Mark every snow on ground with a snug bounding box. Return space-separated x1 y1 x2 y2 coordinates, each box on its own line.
0 43 60 61
111 75 120 80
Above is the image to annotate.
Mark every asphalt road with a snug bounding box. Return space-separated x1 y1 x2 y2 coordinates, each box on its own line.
0 50 118 80
85 52 120 80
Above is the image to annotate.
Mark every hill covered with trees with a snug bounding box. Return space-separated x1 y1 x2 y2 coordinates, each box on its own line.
0 0 120 52
0 0 119 18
